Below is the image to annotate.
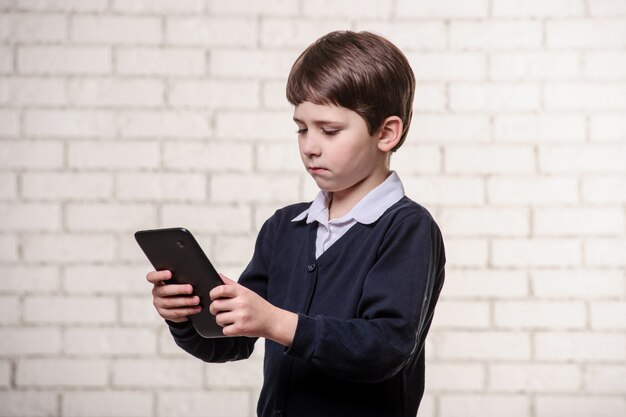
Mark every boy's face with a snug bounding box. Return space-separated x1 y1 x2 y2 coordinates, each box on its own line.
293 101 386 195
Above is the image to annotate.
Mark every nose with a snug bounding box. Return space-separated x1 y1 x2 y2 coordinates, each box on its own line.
299 134 321 158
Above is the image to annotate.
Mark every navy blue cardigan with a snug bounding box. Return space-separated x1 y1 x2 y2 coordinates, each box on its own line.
168 196 445 417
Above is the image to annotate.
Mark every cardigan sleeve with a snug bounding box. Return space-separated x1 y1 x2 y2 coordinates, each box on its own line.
167 213 277 362
286 212 445 383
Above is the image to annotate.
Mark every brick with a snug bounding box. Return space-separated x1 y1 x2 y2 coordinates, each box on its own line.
158 391 251 417
158 327 189 356
113 358 202 387
532 269 624 299
418 394 434 417
445 145 535 174
0 296 20 324
18 46 111 75
440 208 529 237
67 78 163 107
407 52 486 81
0 13 66 42
116 47 204 76
205 359 263 389
488 364 581 392
450 83 540 111
535 331 625 361
426 363 484 391
590 114 626 142
257 142 303 173
450 21 542 50
71 15 161 44
119 110 211 139
0 328 62 355
490 51 580 80
22 172 113 200
0 203 60 231
0 360 8 387
302 0 392 17
585 365 626 394
64 265 149 295
161 205 251 234
166 17 256 46
2 266 59 293
0 77 67 105
391 145 441 174
23 295 116 324
22 234 116 263
0 46 12 73
494 114 585 143
15 0 107 11
487 176 578 205
211 174 299 203
208 0 299 15
169 80 259 109
25 109 116 138
443 239 489 268
585 51 626 79
215 235 256 264
431 301 490 328
545 83 626 110
409 114 490 143
0 173 16 199
589 0 626 16
120 296 164 325
17 358 108 387
440 394 528 417
66 203 156 232
492 239 581 267
403 176 484 205
493 0 584 17
64 327 156 356
435 331 531 360
0 109 19 136
0 140 63 169
547 19 626 48
0 235 18 262
112 0 205 13
216 110 300 141
116 172 205 202
354 21 446 51
261 18 353 48
591 302 626 330
536 396 625 417
535 207 624 237
443 269 528 298
68 142 160 169
62 391 152 417
413 83 447 112
396 0 488 18
582 176 626 203
261 80 290 109
586 239 626 267
163 142 253 172
0 392 57 417
494 301 586 329
210 49 299 79
539 145 626 173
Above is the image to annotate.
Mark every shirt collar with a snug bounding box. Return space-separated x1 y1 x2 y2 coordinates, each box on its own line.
291 171 405 225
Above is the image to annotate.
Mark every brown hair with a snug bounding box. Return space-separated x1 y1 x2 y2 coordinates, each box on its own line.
286 30 415 152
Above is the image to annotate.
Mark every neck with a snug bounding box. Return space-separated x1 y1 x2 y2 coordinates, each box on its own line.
328 168 391 219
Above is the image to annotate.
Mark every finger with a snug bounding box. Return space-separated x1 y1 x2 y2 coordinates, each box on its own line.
209 284 237 301
158 306 202 320
146 270 172 284
153 283 194 298
209 299 231 316
156 295 200 310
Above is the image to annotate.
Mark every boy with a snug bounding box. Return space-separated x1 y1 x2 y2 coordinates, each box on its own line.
147 31 445 417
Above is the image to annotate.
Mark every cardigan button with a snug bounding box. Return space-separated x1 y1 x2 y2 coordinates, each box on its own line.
307 262 316 272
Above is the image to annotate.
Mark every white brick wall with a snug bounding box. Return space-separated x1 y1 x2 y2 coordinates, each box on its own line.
1 2 625 417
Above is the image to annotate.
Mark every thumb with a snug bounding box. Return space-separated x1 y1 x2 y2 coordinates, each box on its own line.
219 273 237 285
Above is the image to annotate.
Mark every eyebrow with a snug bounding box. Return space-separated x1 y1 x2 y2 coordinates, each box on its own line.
293 117 343 125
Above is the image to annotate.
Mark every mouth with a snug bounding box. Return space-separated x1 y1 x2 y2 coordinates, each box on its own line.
308 166 327 174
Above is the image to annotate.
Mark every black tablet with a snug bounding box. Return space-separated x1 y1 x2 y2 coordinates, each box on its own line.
135 227 226 338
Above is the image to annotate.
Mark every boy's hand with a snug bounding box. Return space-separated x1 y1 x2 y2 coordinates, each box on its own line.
209 274 298 347
146 270 202 323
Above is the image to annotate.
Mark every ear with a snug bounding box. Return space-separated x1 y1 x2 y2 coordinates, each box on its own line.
376 116 403 152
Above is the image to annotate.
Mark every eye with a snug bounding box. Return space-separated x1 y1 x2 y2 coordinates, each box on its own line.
296 128 307 135
321 128 339 136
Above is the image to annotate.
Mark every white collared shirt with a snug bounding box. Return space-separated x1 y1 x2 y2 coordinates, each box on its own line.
292 171 405 259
